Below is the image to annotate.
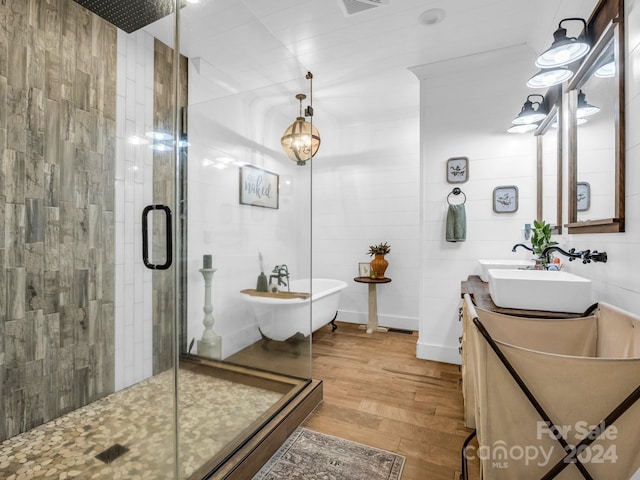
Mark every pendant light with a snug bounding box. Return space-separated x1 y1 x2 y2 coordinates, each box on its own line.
511 94 547 125
527 66 573 88
536 18 590 68
280 72 320 166
576 90 600 118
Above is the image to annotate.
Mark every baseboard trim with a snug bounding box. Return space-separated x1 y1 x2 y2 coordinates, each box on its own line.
338 310 418 332
416 340 460 365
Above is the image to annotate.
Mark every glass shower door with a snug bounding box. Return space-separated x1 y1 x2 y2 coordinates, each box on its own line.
101 9 182 478
0 0 317 477
172 1 315 477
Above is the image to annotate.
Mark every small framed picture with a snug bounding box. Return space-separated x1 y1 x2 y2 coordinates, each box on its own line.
493 185 519 213
239 165 279 209
577 181 590 211
358 262 371 277
446 157 469 184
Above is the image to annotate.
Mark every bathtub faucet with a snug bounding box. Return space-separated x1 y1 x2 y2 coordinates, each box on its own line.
541 246 608 264
512 243 535 253
270 265 290 291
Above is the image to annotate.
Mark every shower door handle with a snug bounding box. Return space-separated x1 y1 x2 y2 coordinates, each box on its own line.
142 204 173 270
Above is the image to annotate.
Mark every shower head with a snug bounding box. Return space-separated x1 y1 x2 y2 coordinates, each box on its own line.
72 0 175 34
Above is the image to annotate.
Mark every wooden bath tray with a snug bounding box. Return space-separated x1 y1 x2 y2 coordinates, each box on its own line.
240 289 310 300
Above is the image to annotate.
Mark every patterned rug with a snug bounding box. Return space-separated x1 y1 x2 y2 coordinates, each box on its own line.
253 428 405 480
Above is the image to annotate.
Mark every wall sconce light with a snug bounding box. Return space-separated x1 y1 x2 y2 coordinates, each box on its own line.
511 94 547 125
507 123 539 134
527 66 573 88
595 57 615 78
576 90 600 118
280 72 320 166
536 18 590 68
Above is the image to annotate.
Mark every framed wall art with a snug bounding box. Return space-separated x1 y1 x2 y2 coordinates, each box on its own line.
577 181 591 211
358 262 371 277
446 156 469 184
239 165 279 209
493 185 518 213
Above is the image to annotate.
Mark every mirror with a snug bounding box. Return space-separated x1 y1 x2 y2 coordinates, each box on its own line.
535 98 562 234
567 14 624 233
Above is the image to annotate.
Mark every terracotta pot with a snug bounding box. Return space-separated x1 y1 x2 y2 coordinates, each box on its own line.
370 254 388 279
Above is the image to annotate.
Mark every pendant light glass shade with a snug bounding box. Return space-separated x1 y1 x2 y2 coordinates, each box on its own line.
595 58 615 78
512 94 547 125
507 123 538 134
280 115 321 165
576 90 600 118
535 18 590 68
527 66 573 88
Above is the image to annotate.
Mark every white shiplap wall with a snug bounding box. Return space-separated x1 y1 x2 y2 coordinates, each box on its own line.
312 112 421 331
413 45 542 364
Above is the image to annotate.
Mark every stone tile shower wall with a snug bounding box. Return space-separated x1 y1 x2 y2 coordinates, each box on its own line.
0 0 116 441
152 39 187 374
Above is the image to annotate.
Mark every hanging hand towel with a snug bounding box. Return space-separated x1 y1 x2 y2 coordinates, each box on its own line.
446 203 467 242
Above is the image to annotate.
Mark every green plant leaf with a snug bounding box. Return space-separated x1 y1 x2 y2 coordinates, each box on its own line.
367 241 391 256
529 220 557 261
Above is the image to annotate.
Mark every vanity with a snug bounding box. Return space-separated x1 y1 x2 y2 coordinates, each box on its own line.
460 293 640 480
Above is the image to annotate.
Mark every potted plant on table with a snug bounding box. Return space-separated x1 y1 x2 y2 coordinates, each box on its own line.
530 220 558 268
368 242 391 279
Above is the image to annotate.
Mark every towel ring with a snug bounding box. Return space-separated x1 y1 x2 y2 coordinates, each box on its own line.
447 187 466 205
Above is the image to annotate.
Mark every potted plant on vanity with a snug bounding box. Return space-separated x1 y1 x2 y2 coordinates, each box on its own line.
530 220 558 268
368 242 390 279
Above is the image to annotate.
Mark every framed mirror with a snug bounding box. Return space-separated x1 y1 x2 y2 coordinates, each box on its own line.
567 3 624 233
535 95 562 234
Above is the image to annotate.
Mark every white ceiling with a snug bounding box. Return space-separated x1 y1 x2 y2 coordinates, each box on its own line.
145 0 597 126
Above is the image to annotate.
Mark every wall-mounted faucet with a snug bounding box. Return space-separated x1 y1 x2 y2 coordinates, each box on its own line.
541 246 607 264
269 264 290 291
512 243 535 254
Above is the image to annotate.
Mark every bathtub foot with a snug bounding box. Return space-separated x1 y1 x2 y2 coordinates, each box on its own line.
330 311 338 332
259 328 272 351
258 327 306 357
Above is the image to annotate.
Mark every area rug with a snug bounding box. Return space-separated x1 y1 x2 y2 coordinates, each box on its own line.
253 428 405 480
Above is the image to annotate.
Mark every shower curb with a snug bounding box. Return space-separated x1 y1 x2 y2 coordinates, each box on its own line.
195 378 323 480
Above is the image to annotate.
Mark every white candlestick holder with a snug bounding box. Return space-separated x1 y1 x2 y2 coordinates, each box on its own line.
197 267 222 359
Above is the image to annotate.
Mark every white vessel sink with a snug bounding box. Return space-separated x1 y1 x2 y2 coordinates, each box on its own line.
478 259 536 283
488 269 592 313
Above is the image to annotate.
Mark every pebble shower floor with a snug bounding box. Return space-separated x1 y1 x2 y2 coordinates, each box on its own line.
0 369 283 479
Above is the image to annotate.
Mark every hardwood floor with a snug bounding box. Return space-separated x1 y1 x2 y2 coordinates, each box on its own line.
303 322 475 480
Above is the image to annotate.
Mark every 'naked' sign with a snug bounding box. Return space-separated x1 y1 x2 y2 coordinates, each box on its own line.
239 165 279 209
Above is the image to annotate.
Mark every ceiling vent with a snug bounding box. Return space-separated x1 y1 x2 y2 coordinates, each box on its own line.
340 0 388 15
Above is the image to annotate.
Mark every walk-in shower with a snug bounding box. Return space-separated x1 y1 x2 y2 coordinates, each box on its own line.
0 0 319 478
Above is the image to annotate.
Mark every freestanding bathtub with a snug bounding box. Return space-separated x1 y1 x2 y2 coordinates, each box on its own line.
241 278 348 341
